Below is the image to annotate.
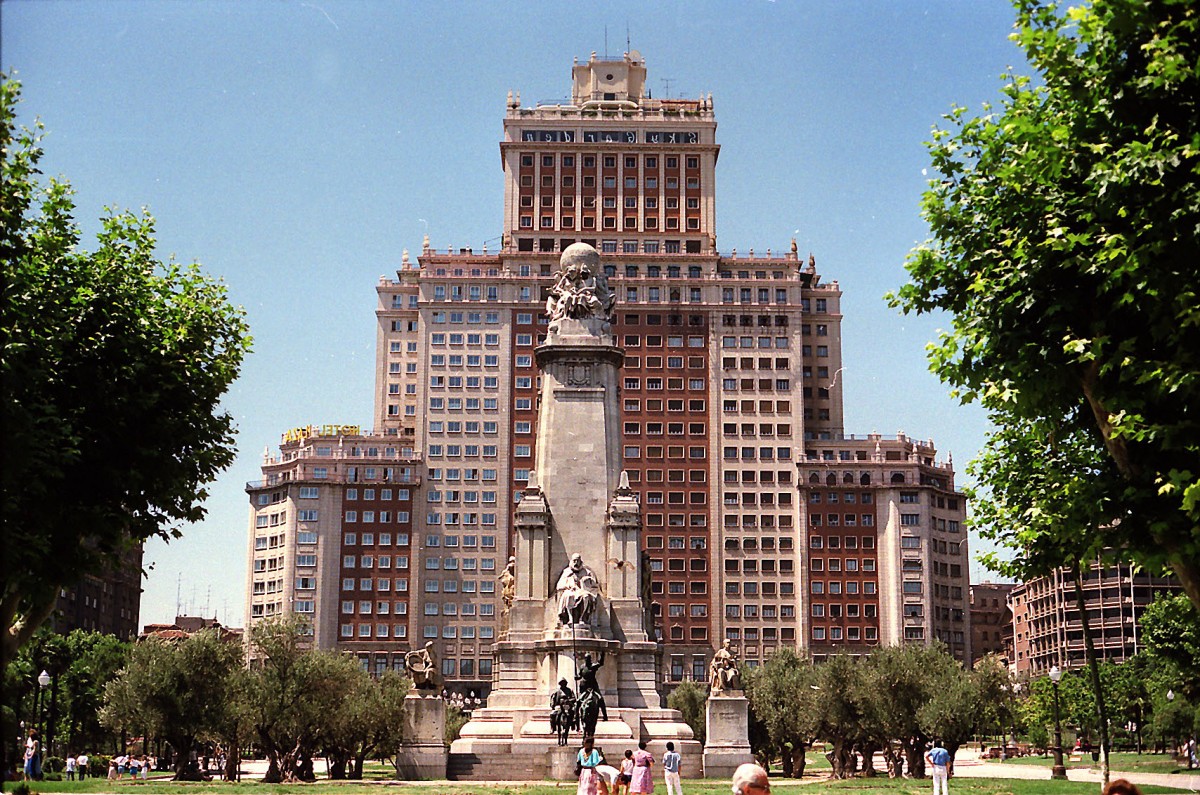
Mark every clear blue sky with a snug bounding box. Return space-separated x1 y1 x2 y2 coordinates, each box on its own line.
3 0 1023 627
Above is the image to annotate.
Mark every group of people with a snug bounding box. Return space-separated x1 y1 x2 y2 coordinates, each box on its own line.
20 728 151 783
575 739 683 795
105 753 154 780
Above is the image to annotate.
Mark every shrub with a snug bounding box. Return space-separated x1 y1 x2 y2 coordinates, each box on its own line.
11 782 32 795
90 754 112 777
43 756 65 773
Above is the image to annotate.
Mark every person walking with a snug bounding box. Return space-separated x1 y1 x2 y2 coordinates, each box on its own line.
662 742 682 795
629 741 654 794
925 739 951 795
77 752 89 780
65 753 76 781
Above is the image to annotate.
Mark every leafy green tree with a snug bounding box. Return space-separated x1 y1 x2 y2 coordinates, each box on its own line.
323 668 410 779
918 654 1010 773
1 75 252 668
243 617 356 783
858 644 953 778
745 648 817 777
888 0 1200 609
100 629 243 780
666 679 706 746
812 653 868 780
1140 593 1200 701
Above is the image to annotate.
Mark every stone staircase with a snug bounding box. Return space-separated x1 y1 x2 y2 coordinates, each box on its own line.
447 751 551 781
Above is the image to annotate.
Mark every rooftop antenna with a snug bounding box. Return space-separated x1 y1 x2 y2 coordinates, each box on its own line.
175 573 182 618
626 23 631 54
604 25 608 59
661 77 675 98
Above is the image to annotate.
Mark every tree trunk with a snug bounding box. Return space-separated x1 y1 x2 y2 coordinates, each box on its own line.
171 740 203 782
328 756 346 780
860 741 879 777
791 743 806 778
1073 565 1112 788
903 740 926 778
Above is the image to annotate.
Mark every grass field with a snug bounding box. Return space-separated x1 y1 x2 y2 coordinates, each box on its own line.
8 777 1193 795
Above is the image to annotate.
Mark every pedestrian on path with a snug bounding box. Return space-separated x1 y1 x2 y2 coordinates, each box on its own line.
662 742 682 795
925 739 951 795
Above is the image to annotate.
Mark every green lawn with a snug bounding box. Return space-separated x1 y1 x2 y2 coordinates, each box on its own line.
982 750 1191 775
8 778 1193 795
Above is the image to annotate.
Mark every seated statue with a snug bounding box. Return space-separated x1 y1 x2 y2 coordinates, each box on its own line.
709 639 743 693
404 641 443 692
556 552 600 626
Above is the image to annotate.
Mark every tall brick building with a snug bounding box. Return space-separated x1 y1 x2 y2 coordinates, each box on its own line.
245 52 971 692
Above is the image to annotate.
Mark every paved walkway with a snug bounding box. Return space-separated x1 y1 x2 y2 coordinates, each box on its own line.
949 747 1200 793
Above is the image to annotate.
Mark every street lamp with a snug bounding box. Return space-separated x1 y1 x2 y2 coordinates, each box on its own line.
36 669 50 758
1049 665 1067 780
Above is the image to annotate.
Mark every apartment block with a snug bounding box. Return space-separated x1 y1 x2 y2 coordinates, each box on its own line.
1009 561 1182 676
970 582 1015 665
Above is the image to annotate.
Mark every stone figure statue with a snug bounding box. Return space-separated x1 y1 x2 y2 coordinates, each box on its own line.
499 555 517 614
404 641 443 692
556 552 601 626
546 243 615 329
708 639 742 693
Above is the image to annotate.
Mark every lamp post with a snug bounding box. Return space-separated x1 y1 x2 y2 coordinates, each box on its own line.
1049 665 1067 780
37 670 50 757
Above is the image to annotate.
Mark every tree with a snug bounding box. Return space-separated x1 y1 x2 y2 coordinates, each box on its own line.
1 75 252 669
666 680 706 746
323 668 410 780
888 0 1200 609
745 648 818 777
1139 593 1200 701
918 655 1010 774
243 617 355 783
100 630 243 780
858 644 954 779
812 653 868 780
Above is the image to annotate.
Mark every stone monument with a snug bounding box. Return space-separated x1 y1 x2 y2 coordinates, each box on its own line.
703 640 753 777
450 243 699 779
395 642 448 778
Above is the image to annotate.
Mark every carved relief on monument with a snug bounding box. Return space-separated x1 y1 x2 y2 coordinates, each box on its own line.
546 243 615 334
566 362 593 386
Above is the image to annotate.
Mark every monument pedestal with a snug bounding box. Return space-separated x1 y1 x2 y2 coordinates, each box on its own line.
395 693 447 780
704 693 752 778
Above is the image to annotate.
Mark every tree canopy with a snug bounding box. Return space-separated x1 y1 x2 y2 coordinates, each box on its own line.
1 75 252 667
888 0 1200 607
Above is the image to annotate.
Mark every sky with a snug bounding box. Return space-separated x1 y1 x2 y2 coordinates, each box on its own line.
3 0 1025 628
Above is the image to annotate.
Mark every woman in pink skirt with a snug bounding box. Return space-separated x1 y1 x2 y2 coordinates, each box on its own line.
577 736 604 795
629 741 654 794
